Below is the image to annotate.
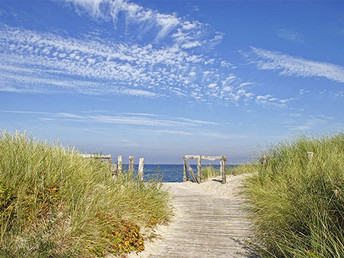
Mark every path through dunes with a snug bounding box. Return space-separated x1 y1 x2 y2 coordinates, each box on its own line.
137 175 258 257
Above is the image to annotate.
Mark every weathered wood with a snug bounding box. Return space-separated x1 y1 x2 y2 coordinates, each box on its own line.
185 160 199 183
184 155 227 184
197 155 202 183
184 155 223 161
129 156 134 173
81 154 112 160
183 157 188 182
138 158 144 181
184 155 199 160
262 154 267 167
149 182 256 257
307 151 314 161
221 156 227 184
117 155 122 174
201 155 223 161
111 164 117 180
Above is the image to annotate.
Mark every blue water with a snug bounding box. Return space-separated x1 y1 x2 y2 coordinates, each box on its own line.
128 164 237 182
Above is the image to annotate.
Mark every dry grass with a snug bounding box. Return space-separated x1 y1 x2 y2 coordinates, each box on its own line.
0 131 171 257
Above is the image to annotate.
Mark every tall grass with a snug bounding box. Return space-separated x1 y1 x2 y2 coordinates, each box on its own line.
200 164 257 181
0 131 171 256
245 133 344 257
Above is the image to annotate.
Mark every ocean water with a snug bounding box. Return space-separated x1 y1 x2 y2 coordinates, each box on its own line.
128 164 237 182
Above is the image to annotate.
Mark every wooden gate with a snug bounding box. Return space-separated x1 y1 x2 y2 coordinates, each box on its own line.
183 155 227 184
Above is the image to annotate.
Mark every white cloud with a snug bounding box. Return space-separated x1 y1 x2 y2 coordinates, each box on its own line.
181 41 202 49
250 47 344 84
63 0 212 49
277 29 305 43
287 115 330 131
0 23 254 104
0 109 218 129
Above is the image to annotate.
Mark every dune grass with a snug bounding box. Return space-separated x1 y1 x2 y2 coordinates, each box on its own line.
0 131 171 257
200 164 256 181
244 133 344 257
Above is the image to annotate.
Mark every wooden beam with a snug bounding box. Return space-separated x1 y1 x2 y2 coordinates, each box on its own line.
138 158 144 181
185 155 223 161
81 154 112 159
185 160 199 183
201 155 223 161
184 155 199 160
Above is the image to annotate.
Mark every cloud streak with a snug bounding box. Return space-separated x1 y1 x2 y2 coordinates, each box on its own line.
65 0 221 48
0 109 217 128
249 47 344 84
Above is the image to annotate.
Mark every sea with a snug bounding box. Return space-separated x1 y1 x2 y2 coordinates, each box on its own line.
127 164 237 182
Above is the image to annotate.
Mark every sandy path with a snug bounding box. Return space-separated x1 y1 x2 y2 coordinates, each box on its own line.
129 174 257 258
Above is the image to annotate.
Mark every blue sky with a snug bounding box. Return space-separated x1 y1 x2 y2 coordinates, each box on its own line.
1 0 344 164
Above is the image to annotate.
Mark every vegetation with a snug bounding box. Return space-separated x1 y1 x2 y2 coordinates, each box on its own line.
0 131 171 257
244 133 344 257
200 164 256 181
200 166 219 181
229 162 259 176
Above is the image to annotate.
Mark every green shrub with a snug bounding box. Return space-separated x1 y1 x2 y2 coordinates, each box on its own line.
0 131 171 256
200 166 219 180
246 133 344 257
229 162 259 175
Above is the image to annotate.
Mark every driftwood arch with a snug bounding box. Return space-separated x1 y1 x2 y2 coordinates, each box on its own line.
183 155 227 184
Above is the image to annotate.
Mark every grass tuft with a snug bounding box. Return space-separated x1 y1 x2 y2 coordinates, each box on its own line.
243 133 344 257
0 131 171 256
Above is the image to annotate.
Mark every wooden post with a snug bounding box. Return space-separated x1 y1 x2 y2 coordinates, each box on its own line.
197 155 202 183
118 155 122 174
138 158 144 181
183 157 188 182
262 155 267 167
111 164 117 180
129 156 134 173
307 152 314 161
221 156 227 184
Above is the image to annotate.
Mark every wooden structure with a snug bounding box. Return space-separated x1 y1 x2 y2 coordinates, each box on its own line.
138 158 144 181
307 151 314 161
183 155 227 184
81 154 112 164
81 154 145 181
149 183 256 256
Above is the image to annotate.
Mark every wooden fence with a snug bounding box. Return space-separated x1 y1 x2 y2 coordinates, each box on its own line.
81 154 144 181
183 155 227 184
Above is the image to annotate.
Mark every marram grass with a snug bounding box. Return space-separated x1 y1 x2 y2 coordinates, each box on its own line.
0 131 171 257
243 133 344 257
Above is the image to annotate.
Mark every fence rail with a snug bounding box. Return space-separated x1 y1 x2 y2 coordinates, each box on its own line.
81 154 144 181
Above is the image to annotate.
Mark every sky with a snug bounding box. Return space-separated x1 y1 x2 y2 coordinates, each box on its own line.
1 0 344 164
